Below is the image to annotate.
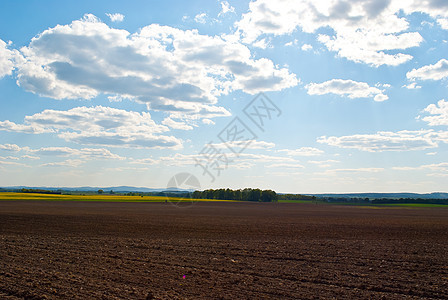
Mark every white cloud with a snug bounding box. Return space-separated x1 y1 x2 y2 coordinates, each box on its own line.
373 94 389 102
306 79 388 101
30 146 125 160
0 156 19 161
0 120 51 134
41 159 84 168
162 117 194 130
278 147 323 156
0 39 16 78
107 95 133 102
59 131 181 149
285 39 298 47
130 158 157 165
432 130 448 143
238 153 296 163
393 162 448 175
202 118 215 125
266 162 304 168
77 148 126 160
438 18 448 30
164 104 231 120
219 1 235 17
32 147 77 157
318 130 439 152
0 144 22 152
211 140 275 150
401 1 448 30
234 0 448 66
14 14 297 119
252 38 270 49
317 31 418 67
106 13 124 23
308 159 339 168
308 159 339 164
406 59 448 81
403 82 421 89
319 167 384 175
301 44 312 51
421 99 448 126
21 155 40 160
194 13 208 24
0 106 182 149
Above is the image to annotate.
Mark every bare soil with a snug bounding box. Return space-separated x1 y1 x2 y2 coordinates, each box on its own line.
0 201 447 299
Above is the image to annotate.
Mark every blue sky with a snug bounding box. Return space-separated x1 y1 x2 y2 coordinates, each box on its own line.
0 0 447 193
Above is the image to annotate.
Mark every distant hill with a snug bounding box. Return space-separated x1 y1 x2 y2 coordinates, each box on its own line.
308 192 448 199
0 186 194 193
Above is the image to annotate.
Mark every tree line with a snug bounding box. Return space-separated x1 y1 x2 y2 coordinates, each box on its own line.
371 198 448 205
277 193 317 201
192 188 278 202
21 188 62 194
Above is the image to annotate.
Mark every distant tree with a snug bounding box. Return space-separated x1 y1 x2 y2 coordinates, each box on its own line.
261 190 277 202
190 188 277 202
97 189 104 194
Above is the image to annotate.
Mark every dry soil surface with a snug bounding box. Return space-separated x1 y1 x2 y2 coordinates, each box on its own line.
0 201 447 299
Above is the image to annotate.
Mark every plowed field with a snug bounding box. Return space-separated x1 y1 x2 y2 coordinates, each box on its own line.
1 201 447 299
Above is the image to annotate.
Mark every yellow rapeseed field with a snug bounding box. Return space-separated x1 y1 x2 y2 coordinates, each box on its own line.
0 192 235 203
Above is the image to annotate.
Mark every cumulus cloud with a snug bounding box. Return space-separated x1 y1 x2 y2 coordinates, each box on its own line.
406 59 448 81
0 144 22 152
438 18 448 30
306 79 388 101
41 159 84 168
403 82 421 89
266 162 304 168
252 38 270 49
421 99 448 126
393 162 448 171
234 0 448 66
318 130 439 152
278 147 324 156
301 44 312 51
0 39 16 78
219 1 235 17
32 147 76 157
106 13 124 22
319 167 384 174
129 157 157 165
211 140 275 150
21 155 40 160
0 120 51 134
202 118 215 125
0 106 182 149
13 14 297 117
194 13 208 24
0 156 19 161
162 117 194 130
31 146 125 160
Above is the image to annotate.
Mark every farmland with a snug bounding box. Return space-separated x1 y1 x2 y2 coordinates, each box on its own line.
0 192 235 203
1 200 447 299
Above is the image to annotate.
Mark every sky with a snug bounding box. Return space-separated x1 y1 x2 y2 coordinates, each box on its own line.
0 0 447 193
